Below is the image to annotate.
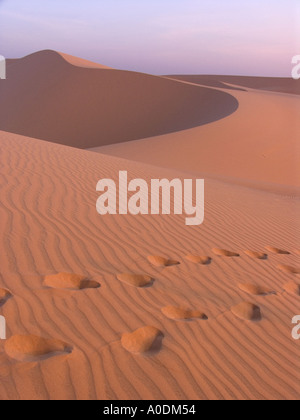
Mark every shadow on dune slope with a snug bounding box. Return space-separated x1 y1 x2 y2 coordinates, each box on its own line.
0 50 239 148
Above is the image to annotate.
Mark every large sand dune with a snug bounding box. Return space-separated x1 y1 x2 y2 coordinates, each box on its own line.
0 131 299 400
95 83 300 190
0 50 238 148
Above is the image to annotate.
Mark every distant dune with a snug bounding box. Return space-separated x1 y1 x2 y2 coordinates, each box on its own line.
166 75 300 95
0 50 238 148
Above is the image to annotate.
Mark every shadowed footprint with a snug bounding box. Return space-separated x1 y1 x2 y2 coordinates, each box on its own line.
4 334 73 362
238 283 275 296
277 264 300 275
147 256 180 267
231 302 262 321
0 288 12 307
121 326 163 354
283 281 300 296
44 273 100 290
265 246 290 255
185 255 211 265
162 306 208 321
244 250 267 260
212 248 239 257
117 273 154 288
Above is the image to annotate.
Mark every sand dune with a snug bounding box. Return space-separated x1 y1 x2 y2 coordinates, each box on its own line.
166 75 300 96
0 50 238 148
95 81 300 190
58 52 112 69
0 131 299 399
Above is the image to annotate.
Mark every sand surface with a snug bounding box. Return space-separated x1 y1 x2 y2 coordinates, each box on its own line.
0 130 299 400
94 83 300 190
0 51 300 400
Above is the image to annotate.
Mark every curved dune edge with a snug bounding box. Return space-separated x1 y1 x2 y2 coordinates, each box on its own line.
4 335 73 362
0 288 12 306
58 51 112 69
0 50 239 149
44 272 100 290
231 302 262 321
121 326 163 354
162 306 208 321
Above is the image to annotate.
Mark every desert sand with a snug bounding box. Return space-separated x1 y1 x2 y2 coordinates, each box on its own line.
0 51 300 400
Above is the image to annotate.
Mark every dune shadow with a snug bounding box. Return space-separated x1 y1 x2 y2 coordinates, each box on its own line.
0 50 239 149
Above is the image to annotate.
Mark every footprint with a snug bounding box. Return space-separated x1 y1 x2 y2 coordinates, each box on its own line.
283 281 300 296
265 246 290 255
212 248 239 257
185 255 211 265
4 334 73 362
231 302 261 321
121 326 163 354
238 283 275 296
0 288 12 307
147 256 180 267
244 250 267 260
117 273 154 288
44 273 100 290
277 264 300 275
161 306 208 321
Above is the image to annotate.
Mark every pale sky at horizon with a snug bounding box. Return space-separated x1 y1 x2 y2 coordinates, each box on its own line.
0 0 299 76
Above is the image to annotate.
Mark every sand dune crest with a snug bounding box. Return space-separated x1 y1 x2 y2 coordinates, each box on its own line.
121 326 163 354
4 335 73 362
